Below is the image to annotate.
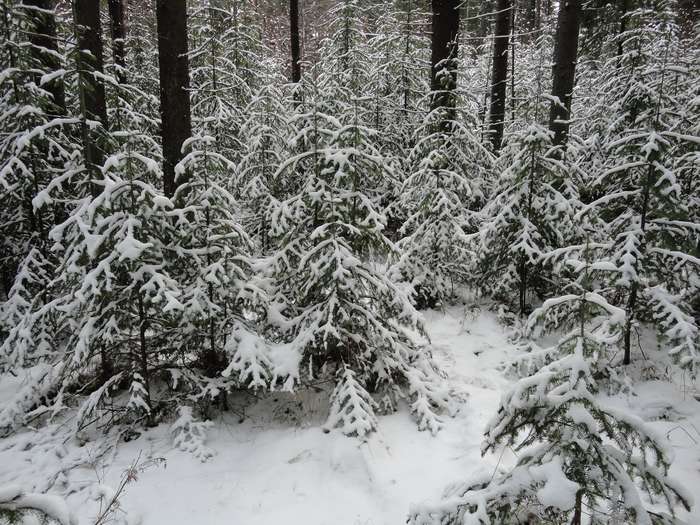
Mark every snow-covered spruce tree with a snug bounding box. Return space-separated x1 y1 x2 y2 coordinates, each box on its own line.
169 133 269 396
393 103 493 308
189 0 276 132
0 0 76 300
266 100 450 436
363 0 430 138
476 121 581 316
314 0 375 119
238 83 294 251
0 125 183 433
588 3 700 368
124 0 160 104
361 0 431 239
188 0 246 162
410 237 693 525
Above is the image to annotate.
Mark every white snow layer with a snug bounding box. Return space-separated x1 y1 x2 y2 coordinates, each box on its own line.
1 308 698 525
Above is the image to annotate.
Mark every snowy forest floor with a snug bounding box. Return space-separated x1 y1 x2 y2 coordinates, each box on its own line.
2 307 700 525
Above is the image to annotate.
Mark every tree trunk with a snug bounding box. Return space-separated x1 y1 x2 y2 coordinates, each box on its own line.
570 490 583 525
430 0 460 128
108 0 127 84
489 0 510 151
548 0 582 148
73 0 109 193
616 0 630 60
155 0 192 198
290 0 301 83
677 0 699 41
23 0 65 114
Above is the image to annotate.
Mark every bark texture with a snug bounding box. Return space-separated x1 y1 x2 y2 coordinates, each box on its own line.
108 0 128 84
548 0 582 147
290 0 301 83
678 0 699 41
155 0 192 197
489 0 511 151
73 0 109 188
430 0 460 126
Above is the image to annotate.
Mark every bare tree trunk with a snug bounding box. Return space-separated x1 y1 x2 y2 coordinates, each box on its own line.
677 0 699 41
108 0 127 84
23 0 65 114
290 0 301 83
73 0 111 381
430 0 460 129
488 0 510 151
155 0 192 198
73 0 109 189
571 490 583 525
616 0 630 60
548 0 582 148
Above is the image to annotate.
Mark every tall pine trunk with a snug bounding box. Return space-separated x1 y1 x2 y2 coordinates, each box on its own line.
548 0 582 148
73 0 111 383
156 0 192 198
430 0 460 129
23 0 65 114
108 0 127 85
489 0 510 151
290 0 301 83
73 0 109 190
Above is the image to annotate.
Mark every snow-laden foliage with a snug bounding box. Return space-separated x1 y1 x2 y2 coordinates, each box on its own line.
577 4 700 370
265 101 449 434
325 365 378 439
238 84 295 250
394 104 492 308
0 0 77 301
411 240 693 524
170 406 214 462
0 484 76 525
476 123 580 315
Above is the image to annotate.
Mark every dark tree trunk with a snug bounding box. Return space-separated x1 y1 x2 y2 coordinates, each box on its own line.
23 0 65 114
290 0 301 83
73 0 109 189
430 0 460 127
677 0 699 41
488 0 510 151
108 0 127 84
548 0 582 148
73 0 111 379
155 0 192 198
616 0 630 60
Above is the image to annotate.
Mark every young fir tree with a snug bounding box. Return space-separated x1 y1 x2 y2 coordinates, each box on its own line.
476 121 580 316
410 236 693 525
170 133 264 394
189 0 247 162
1 123 181 432
0 0 76 299
238 84 294 251
315 0 374 119
589 3 699 368
393 102 493 308
266 97 450 437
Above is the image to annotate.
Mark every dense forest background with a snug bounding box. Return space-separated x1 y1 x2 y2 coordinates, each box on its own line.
0 0 699 523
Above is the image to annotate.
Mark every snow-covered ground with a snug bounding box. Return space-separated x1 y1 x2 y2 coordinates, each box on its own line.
2 307 699 524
